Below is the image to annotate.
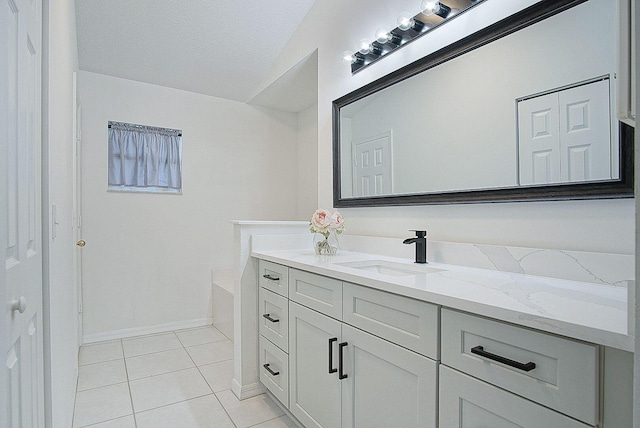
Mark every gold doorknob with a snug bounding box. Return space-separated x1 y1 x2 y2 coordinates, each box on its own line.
76 240 86 247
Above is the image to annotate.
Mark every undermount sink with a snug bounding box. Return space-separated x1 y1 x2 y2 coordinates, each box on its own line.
335 260 445 277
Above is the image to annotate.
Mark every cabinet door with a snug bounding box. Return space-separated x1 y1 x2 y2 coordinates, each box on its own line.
341 325 437 428
439 366 591 428
289 302 342 428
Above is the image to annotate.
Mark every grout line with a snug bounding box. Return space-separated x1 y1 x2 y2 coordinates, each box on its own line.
121 338 139 428
210 390 238 427
75 380 129 394
133 392 217 416
78 414 135 428
246 415 285 428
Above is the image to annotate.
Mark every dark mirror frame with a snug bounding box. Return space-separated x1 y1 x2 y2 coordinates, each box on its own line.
332 0 634 207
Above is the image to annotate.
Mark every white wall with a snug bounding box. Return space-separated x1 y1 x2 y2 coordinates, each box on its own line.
78 71 300 339
42 0 79 426
297 103 318 219
256 0 634 255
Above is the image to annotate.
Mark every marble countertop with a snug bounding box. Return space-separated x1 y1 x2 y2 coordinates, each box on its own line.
252 249 631 351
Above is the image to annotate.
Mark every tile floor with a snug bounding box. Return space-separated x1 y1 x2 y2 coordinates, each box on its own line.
73 326 298 428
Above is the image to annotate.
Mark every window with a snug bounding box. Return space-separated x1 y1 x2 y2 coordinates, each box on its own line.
108 121 182 194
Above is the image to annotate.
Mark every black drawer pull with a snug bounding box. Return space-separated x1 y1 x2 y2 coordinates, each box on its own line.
328 338 337 374
263 274 280 281
263 363 280 376
471 346 536 372
338 342 348 380
262 313 279 323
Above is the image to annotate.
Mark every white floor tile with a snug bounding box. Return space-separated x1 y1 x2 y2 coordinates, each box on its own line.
126 348 194 380
79 341 123 366
122 332 182 357
198 359 234 392
73 383 132 428
175 326 228 347
250 415 300 428
216 389 284 428
135 394 235 428
186 340 233 366
77 360 128 392
82 415 136 428
128 367 212 412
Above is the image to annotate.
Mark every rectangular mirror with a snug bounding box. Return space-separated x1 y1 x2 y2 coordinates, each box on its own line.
333 0 633 207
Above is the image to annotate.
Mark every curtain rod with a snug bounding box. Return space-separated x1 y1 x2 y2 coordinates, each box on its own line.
108 122 182 137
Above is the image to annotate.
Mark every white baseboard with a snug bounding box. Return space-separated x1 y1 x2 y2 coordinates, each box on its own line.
82 317 213 343
231 378 265 400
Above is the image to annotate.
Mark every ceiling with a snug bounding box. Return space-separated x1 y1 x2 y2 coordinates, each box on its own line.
75 0 317 103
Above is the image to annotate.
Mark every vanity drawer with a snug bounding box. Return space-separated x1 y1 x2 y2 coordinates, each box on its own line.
258 260 289 297
259 288 288 352
439 365 591 428
259 336 289 408
441 309 599 426
343 283 439 359
289 269 342 319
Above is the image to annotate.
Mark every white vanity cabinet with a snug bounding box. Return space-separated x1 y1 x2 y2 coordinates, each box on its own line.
256 258 609 428
259 259 438 428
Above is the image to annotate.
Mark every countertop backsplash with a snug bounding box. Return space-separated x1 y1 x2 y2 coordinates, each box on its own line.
252 233 633 287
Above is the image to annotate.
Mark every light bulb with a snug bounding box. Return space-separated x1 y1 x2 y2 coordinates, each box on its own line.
375 28 391 44
358 39 372 55
397 13 415 31
420 0 440 16
342 50 356 64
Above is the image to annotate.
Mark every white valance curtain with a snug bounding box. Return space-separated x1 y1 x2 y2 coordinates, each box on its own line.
108 122 182 192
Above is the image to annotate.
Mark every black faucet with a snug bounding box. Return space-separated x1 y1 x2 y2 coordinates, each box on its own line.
403 230 427 264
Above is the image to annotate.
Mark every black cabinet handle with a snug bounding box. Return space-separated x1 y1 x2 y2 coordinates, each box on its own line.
262 313 279 323
328 338 337 374
338 342 348 380
263 274 280 281
470 345 536 372
263 363 280 376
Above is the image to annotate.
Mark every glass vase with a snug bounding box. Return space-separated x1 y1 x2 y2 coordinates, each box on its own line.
313 232 339 255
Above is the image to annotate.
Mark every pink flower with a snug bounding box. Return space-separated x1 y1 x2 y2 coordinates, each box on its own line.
310 209 345 236
330 211 345 234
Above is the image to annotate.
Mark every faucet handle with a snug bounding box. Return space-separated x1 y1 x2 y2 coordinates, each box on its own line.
409 230 426 238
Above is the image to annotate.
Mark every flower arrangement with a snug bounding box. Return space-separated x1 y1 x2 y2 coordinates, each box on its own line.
310 209 344 254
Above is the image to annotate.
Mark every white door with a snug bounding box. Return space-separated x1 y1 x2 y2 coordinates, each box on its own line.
558 79 611 182
341 325 437 428
352 131 393 197
289 302 342 428
518 80 612 186
517 92 561 185
73 76 84 344
1 0 45 426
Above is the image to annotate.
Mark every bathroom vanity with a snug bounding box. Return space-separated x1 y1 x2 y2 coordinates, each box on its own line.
240 233 632 428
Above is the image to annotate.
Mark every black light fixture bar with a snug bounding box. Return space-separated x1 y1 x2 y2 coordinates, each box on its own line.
347 0 486 74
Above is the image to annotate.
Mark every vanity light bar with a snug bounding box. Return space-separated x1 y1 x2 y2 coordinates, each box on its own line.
344 0 485 74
